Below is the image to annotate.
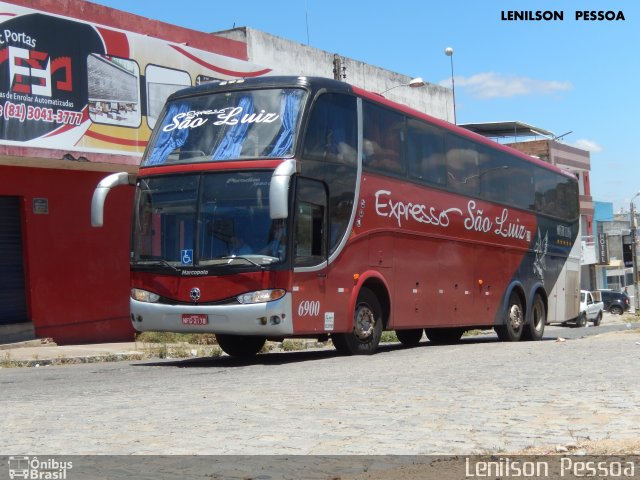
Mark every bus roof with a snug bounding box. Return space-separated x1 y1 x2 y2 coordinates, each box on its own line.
166 75 351 101
164 75 576 181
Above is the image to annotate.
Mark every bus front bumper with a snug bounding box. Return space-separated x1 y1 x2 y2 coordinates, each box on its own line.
130 293 294 336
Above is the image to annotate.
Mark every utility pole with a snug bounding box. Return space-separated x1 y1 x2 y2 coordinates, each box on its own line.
632 200 639 313
333 54 346 81
445 47 457 125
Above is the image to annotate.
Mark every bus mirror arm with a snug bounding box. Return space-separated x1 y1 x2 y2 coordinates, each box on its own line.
91 172 137 227
269 160 298 219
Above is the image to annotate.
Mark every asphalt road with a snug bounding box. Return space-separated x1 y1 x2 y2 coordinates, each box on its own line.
1 314 639 460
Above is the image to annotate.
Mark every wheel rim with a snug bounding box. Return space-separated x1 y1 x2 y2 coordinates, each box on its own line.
354 303 376 341
509 303 523 330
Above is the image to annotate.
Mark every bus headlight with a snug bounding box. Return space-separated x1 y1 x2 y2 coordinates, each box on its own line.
131 288 160 303
237 289 286 304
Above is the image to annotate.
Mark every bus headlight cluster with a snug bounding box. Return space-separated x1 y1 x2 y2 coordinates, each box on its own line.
131 288 160 303
237 289 286 304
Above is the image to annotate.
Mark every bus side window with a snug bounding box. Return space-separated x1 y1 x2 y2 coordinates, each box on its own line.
478 152 533 209
561 179 579 220
508 167 534 210
294 177 328 267
407 120 446 185
301 93 358 255
445 134 479 195
302 93 357 166
535 169 560 217
363 101 406 175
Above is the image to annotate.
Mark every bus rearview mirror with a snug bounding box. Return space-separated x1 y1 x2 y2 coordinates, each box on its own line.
91 172 137 227
269 160 298 220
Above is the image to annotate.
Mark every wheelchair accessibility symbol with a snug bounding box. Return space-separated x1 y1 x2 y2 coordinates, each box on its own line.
181 249 193 265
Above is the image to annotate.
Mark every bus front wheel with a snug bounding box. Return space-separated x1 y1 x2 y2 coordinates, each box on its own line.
332 288 383 355
216 334 266 358
495 292 524 342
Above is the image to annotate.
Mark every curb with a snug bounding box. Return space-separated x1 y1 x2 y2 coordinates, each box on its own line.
0 352 147 368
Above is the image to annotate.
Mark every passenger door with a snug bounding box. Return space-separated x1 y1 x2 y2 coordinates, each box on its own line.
290 177 330 334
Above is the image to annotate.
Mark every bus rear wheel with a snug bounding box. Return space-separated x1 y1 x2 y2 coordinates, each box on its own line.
495 292 524 342
424 327 464 344
522 294 545 341
396 329 423 347
332 288 383 355
216 334 266 358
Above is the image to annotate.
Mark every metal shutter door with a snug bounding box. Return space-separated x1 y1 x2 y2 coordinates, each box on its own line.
0 196 28 324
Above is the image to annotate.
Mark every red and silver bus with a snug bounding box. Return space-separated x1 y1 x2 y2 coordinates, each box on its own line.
92 76 580 357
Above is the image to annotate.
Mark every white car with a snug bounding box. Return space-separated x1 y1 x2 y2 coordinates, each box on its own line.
576 290 604 327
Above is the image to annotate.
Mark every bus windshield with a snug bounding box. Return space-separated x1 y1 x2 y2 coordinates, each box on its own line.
131 171 287 268
143 88 307 166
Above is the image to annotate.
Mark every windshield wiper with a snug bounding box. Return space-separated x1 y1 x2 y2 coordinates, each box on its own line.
221 255 265 270
135 259 180 272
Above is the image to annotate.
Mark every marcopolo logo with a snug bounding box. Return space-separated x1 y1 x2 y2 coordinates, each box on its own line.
8 456 73 479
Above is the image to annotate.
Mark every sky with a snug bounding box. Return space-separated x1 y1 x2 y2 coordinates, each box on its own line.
91 0 639 212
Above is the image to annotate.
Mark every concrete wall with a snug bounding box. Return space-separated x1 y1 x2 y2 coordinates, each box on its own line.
215 27 454 122
601 221 629 270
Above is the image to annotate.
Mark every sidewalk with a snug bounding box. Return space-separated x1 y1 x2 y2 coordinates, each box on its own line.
2 311 637 368
0 339 147 366
0 337 324 367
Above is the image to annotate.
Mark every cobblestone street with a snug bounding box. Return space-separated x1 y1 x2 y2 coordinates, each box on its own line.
2 324 639 455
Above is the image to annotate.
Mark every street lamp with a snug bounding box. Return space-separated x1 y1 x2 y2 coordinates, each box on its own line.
631 192 640 313
444 47 457 124
379 77 426 96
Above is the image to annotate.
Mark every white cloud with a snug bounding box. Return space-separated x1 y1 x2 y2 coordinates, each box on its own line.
572 139 603 153
440 72 572 99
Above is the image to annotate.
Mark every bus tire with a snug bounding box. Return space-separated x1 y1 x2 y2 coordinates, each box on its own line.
331 334 351 355
424 327 464 344
332 288 383 355
216 334 266 358
522 294 545 341
396 329 423 347
495 292 524 342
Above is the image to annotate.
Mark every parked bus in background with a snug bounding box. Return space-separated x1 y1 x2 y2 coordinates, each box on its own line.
92 76 580 357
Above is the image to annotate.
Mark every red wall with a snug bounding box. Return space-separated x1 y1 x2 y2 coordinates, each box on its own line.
1 165 135 344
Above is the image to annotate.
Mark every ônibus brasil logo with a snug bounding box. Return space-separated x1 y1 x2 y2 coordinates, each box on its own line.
8 456 73 479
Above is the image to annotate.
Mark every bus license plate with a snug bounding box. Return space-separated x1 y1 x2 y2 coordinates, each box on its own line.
182 314 208 326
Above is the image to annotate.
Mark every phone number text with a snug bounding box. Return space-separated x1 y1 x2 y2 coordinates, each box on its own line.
1 102 83 126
